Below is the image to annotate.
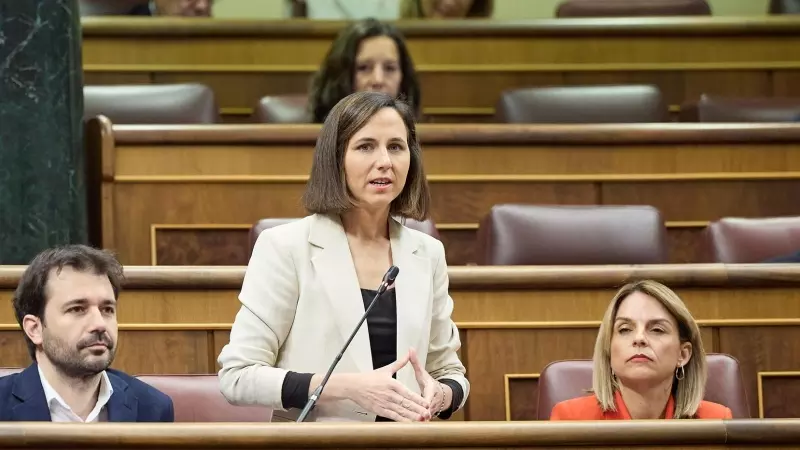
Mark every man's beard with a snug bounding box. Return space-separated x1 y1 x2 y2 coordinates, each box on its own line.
41 329 115 379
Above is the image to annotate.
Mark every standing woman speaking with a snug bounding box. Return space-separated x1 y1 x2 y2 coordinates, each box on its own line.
218 91 468 422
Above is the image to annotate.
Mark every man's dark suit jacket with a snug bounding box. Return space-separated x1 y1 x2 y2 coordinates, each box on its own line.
0 364 174 422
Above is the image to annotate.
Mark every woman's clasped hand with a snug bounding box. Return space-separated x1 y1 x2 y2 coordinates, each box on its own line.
340 349 441 422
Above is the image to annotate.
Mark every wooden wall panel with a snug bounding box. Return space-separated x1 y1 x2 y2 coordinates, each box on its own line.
84 72 152 85
506 376 539 421
155 227 251 266
429 182 598 223
0 331 31 367
439 229 477 266
464 328 598 421
717 327 800 419
759 373 800 419
151 224 712 266
0 294 14 323
681 71 772 100
213 330 230 372
152 72 310 110
563 72 685 106
602 180 800 221
0 330 212 375
666 226 708 264
113 183 306 264
418 72 566 109
115 331 212 374
773 71 800 97
112 291 241 323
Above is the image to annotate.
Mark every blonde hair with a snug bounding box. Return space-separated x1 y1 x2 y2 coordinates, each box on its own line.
592 280 708 419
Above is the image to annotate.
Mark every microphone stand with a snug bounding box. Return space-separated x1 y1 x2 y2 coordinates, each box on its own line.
296 267 399 422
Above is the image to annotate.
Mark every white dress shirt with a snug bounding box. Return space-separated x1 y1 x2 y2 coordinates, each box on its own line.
38 366 114 423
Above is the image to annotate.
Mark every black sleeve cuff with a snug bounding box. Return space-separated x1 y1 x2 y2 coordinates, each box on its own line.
436 379 464 420
281 371 314 410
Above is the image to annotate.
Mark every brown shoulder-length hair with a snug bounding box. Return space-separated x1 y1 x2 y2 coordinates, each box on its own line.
302 91 430 221
592 280 708 419
307 18 421 124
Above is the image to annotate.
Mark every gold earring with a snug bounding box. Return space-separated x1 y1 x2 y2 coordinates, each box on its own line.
675 365 685 380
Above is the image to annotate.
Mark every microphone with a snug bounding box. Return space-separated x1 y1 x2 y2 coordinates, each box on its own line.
296 265 400 422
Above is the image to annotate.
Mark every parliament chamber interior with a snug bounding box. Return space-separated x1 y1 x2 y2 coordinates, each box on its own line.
2 0 800 448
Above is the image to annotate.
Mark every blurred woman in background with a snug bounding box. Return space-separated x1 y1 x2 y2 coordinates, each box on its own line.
308 19 421 123
400 0 493 18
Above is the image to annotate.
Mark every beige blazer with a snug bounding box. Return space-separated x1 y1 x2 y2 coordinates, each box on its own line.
217 213 469 422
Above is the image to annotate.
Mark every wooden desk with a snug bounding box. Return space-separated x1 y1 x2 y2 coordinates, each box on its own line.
1 264 799 421
87 119 800 266
1 420 799 449
81 17 800 123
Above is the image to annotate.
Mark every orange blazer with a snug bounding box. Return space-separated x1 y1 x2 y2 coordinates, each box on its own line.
550 391 733 420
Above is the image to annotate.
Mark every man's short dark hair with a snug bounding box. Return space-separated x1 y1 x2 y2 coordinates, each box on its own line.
302 91 431 221
12 244 124 360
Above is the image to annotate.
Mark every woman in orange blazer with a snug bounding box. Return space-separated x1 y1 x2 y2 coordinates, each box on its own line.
550 280 733 420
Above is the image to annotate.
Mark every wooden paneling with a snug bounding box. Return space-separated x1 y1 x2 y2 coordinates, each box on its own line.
0 331 31 367
466 328 598 421
153 226 251 266
92 122 800 265
666 225 707 264
3 265 798 421
719 327 800 419
151 223 707 266
0 330 212 375
602 180 800 221
438 229 478 266
505 375 539 421
114 330 212 374
81 18 800 123
7 420 800 449
759 373 800 419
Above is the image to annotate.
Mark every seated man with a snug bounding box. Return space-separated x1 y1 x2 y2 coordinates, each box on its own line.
0 245 173 422
130 0 213 16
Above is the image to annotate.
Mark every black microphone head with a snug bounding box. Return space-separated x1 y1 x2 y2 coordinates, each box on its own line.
384 266 400 284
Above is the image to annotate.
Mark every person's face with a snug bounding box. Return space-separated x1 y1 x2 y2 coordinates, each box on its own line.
421 0 475 18
343 107 411 214
609 291 692 389
155 0 213 16
24 266 118 378
353 36 402 98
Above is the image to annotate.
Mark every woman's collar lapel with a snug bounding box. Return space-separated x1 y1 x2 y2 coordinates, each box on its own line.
389 217 434 390
308 214 374 373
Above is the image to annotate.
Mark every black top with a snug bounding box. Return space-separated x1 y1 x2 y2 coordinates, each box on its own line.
360 288 398 372
280 288 464 420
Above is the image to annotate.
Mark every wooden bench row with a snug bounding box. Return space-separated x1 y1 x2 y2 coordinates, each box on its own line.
82 17 800 123
86 119 800 266
3 420 800 449
1 264 798 420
